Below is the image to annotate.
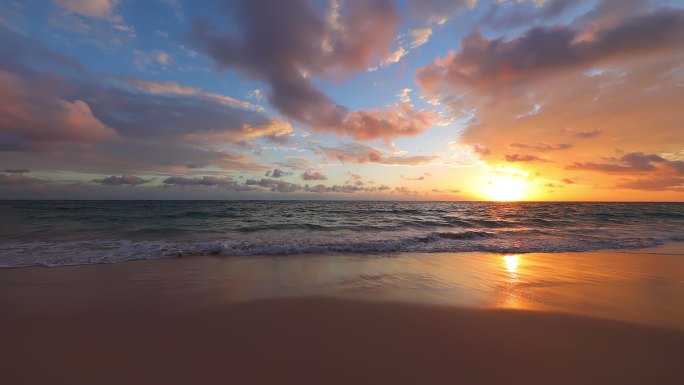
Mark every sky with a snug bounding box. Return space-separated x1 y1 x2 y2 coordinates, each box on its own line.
0 0 683 201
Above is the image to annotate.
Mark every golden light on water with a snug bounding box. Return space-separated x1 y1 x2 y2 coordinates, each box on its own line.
504 255 519 275
482 175 528 201
502 254 522 309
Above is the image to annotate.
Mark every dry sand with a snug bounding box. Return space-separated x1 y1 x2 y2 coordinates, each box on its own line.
3 297 683 385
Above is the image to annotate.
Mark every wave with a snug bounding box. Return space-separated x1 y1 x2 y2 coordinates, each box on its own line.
1 201 682 268
0 232 671 268
435 231 495 240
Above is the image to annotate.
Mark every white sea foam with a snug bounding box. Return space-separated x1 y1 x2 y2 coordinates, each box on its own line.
0 232 672 268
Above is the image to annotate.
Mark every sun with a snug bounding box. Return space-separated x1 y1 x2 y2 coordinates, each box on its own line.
482 175 528 201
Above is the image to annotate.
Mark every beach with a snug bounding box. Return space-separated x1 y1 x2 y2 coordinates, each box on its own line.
3 246 684 384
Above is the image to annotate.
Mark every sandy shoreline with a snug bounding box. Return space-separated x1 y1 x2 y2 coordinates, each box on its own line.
2 247 684 384
4 297 684 385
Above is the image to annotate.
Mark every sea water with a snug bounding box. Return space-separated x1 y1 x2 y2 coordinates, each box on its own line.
0 201 682 267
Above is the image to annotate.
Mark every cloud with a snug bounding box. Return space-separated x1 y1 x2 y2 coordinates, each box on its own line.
510 142 572 152
50 0 135 43
265 169 289 178
301 171 328 181
505 154 548 162
133 50 171 70
0 26 284 174
52 0 121 21
616 177 684 191
277 157 317 171
411 3 684 198
303 182 400 194
264 133 291 144
93 175 151 186
473 144 491 156
401 172 430 181
410 27 433 48
247 88 264 101
566 152 679 173
318 143 437 166
0 173 46 186
245 178 302 193
336 104 437 141
407 0 475 24
417 9 684 92
0 70 117 150
130 79 263 111
191 0 438 141
483 0 585 30
162 176 255 191
567 128 603 138
371 47 407 70
432 188 461 193
392 186 417 195
396 88 411 103
2 169 30 173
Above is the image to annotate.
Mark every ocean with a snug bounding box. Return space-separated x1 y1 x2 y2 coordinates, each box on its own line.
1 201 682 268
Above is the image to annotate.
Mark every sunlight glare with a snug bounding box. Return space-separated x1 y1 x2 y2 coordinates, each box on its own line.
482 175 527 201
504 255 519 274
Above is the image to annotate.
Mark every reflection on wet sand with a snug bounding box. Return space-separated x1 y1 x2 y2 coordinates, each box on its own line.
504 254 519 276
1 245 683 329
500 254 523 309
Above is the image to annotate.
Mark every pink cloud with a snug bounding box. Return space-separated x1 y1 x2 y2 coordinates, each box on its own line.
0 71 117 149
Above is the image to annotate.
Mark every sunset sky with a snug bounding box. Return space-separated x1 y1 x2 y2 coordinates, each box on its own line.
0 0 682 200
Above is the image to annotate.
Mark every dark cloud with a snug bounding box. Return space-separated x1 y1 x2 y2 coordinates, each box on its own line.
417 8 684 91
264 133 290 144
265 169 289 178
505 154 548 162
93 175 151 186
301 171 328 181
245 178 302 193
191 0 438 141
160 174 409 195
562 178 575 184
162 176 254 191
2 169 30 173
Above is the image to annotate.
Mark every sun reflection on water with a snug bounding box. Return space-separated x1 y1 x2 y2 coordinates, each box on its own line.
504 255 519 276
502 254 522 308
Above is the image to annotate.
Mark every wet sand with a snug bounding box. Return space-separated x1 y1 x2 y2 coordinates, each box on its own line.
2 247 684 384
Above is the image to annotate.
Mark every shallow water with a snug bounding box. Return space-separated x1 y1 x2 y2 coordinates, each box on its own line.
2 247 683 329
